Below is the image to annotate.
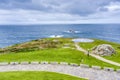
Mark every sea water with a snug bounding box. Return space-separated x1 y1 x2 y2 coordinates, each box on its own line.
0 24 120 48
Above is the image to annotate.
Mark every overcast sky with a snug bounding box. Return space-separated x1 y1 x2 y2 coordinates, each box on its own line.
0 0 120 24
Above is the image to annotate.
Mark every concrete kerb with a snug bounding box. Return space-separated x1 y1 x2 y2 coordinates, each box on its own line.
92 66 101 70
40 61 48 64
60 62 69 65
0 62 9 66
80 64 89 68
31 62 39 65
20 62 29 65
104 67 114 72
70 63 79 67
50 62 58 65
10 62 19 65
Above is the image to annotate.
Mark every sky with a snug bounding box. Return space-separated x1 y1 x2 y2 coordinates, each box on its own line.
0 0 120 24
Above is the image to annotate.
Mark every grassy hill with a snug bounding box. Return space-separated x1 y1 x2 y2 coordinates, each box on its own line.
0 38 120 69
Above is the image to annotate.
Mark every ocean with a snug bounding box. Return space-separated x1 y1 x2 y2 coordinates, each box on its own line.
0 24 120 48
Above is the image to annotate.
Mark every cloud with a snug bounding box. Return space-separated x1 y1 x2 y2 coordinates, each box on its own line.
0 0 118 15
0 9 83 24
0 0 120 24
103 2 120 12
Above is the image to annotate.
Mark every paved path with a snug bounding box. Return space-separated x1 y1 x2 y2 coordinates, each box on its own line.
75 43 120 67
75 43 88 54
0 64 120 80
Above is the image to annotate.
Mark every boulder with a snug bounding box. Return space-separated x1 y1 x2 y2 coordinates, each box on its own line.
92 44 115 56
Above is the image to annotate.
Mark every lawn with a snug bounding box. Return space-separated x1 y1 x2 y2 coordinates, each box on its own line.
0 71 86 80
0 48 120 69
0 38 120 69
79 39 120 63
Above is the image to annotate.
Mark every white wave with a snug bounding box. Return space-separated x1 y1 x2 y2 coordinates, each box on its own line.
64 30 81 33
49 35 64 38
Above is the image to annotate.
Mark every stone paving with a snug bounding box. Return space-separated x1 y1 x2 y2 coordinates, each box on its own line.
0 64 120 80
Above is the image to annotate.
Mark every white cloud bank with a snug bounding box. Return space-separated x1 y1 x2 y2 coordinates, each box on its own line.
0 0 120 24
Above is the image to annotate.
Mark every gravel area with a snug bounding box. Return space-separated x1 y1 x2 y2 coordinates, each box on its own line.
0 64 120 80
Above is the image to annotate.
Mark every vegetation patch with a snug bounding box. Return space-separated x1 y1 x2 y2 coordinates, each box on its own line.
0 38 74 53
0 71 86 80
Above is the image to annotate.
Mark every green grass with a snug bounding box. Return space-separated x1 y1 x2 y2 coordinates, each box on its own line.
0 71 86 80
0 38 120 69
79 39 120 63
0 48 120 69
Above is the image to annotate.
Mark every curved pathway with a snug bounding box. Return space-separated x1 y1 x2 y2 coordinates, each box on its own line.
0 64 120 80
75 43 120 66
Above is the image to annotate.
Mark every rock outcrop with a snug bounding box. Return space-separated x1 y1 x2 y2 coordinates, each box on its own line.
92 44 116 56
